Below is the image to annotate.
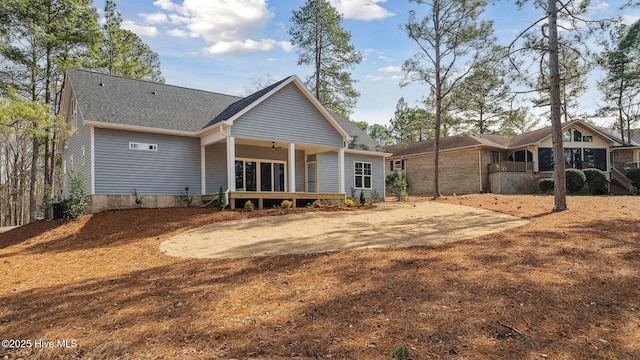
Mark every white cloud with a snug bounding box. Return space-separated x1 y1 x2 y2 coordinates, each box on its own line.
167 28 188 38
152 0 289 55
121 20 160 37
155 0 273 42
378 55 393 62
621 14 640 25
329 0 395 21
140 12 168 24
153 0 177 11
378 65 401 73
364 74 384 82
589 1 609 12
204 39 292 56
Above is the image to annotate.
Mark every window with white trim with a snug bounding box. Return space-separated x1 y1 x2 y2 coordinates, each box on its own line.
392 159 404 170
129 142 158 151
354 161 372 189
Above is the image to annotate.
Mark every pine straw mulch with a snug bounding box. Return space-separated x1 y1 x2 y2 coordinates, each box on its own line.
0 195 639 359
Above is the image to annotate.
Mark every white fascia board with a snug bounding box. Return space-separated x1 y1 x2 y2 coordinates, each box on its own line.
83 120 197 137
200 125 227 146
345 149 392 157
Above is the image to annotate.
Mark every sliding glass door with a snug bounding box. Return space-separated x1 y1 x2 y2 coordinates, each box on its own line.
235 159 286 192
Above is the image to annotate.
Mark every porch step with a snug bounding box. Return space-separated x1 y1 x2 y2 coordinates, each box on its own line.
609 179 634 195
201 194 220 206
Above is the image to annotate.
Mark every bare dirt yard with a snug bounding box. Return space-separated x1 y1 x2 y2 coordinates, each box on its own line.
160 201 527 259
0 195 639 359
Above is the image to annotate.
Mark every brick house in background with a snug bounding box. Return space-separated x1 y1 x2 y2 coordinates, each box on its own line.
385 120 640 195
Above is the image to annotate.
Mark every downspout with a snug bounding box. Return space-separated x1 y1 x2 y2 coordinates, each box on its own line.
219 123 231 204
478 148 483 193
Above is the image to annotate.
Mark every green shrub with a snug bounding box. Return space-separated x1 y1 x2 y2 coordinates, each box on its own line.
281 199 293 209
565 168 586 194
392 345 411 360
131 188 143 208
180 185 194 206
350 186 357 200
359 189 366 205
244 200 255 211
583 168 607 195
214 186 226 211
345 198 355 207
64 168 88 220
309 199 323 208
626 168 640 192
538 178 554 194
391 170 408 201
370 189 380 200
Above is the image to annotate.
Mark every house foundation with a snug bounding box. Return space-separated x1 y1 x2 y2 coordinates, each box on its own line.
88 195 201 213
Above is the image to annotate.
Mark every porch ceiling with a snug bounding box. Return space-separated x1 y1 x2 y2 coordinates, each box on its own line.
227 137 338 154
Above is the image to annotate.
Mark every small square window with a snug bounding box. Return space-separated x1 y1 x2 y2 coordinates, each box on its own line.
129 142 158 151
563 130 572 142
392 159 403 170
582 136 593 142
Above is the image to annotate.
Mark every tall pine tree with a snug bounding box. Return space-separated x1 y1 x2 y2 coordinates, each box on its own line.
289 0 362 116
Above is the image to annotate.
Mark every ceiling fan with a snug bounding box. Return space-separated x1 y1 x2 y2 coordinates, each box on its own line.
271 141 283 151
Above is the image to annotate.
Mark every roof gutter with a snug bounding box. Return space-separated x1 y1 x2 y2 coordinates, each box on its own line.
345 149 392 157
83 120 197 137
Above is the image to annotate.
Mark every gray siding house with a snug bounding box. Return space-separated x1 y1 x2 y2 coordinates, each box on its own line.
59 69 388 212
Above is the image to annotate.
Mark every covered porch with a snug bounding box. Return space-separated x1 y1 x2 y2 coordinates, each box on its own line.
200 129 347 208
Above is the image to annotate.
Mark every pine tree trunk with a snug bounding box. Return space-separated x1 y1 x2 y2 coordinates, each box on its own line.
548 0 567 211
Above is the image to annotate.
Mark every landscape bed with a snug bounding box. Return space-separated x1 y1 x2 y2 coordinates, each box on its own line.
0 195 638 359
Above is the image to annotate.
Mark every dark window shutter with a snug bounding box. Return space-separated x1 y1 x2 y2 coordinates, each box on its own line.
390 161 393 170
401 160 405 170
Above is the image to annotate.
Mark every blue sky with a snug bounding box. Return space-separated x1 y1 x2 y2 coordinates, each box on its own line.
92 0 639 128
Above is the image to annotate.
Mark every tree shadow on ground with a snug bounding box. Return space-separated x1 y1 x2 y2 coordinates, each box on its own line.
0 220 64 250
1 216 639 359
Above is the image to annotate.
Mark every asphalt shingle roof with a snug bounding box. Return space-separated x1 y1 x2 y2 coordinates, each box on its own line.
331 113 386 152
66 69 385 151
67 69 241 132
386 134 505 157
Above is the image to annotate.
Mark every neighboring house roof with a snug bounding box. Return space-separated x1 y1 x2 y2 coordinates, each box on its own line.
67 68 241 132
387 133 507 157
594 126 640 147
387 120 622 158
331 113 386 152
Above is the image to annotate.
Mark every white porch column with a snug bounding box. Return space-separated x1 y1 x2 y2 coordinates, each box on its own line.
226 136 236 191
288 143 296 192
201 145 206 194
338 147 345 193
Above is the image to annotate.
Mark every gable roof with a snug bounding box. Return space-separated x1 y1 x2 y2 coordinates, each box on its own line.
202 76 292 128
66 69 241 132
65 69 389 149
